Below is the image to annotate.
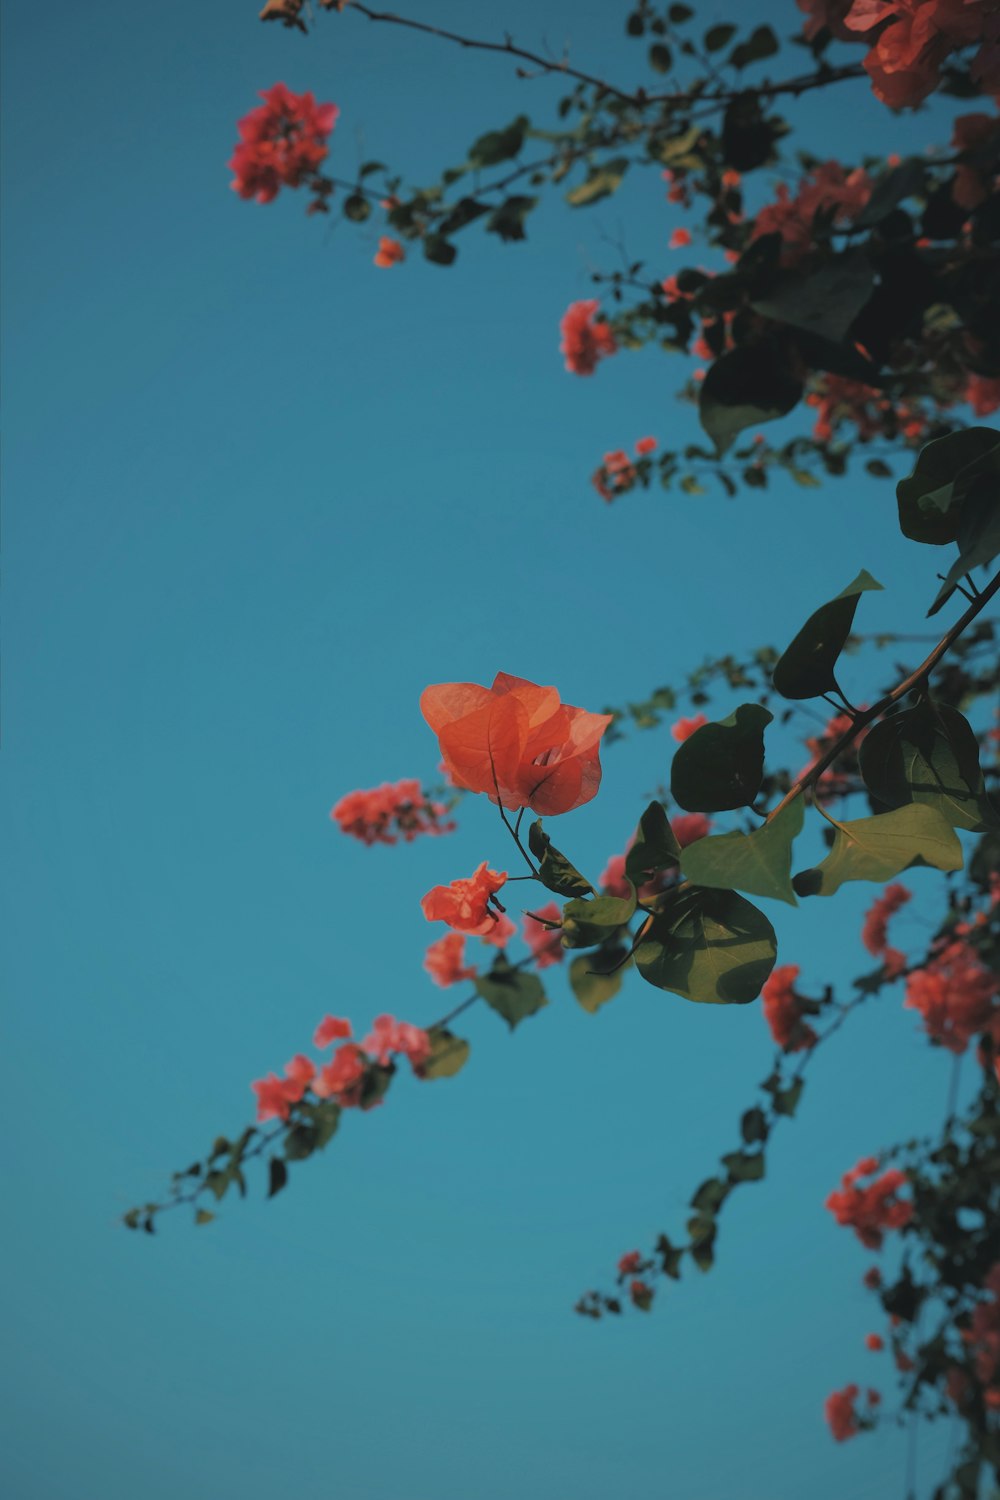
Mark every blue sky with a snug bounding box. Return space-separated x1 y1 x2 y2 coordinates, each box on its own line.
1 3 991 1497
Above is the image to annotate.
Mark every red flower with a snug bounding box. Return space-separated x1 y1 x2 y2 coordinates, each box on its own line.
374 236 405 268
229 83 338 204
865 1333 884 1352
905 939 1000 1054
862 883 911 977
421 862 508 936
761 964 818 1052
863 1266 883 1290
671 713 707 743
825 1384 860 1442
523 903 565 969
559 300 617 376
635 436 658 455
671 813 712 849
314 1014 352 1048
629 1279 654 1310
361 1014 431 1070
251 1072 295 1122
618 1250 642 1276
421 674 612 817
825 1159 912 1249
331 779 455 846
752 163 872 265
480 913 517 949
424 932 478 988
669 227 692 249
965 373 1000 417
314 1041 367 1105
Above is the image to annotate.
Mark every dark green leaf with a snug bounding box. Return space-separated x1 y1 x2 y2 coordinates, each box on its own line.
469 116 528 168
625 801 681 886
649 42 672 73
668 3 694 20
529 819 595 898
896 427 1000 546
859 698 999 832
729 25 779 69
699 344 803 455
741 1107 769 1144
670 703 773 812
705 23 736 50
866 459 893 478
792 803 963 897
772 568 883 700
485 195 537 242
569 953 627 1014
475 955 548 1029
635 886 777 1004
423 235 457 266
343 193 371 223
268 1157 288 1198
855 157 927 227
195 1208 215 1225
691 1176 729 1214
927 473 1000 616
751 252 874 345
284 1124 317 1161
679 797 804 905
722 1150 765 1182
772 1078 804 1116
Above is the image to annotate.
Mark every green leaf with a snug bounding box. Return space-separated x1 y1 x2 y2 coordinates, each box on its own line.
566 157 630 207
561 887 637 949
475 955 548 1030
729 24 778 69
668 3 694 20
691 1176 729 1214
792 803 963 897
670 703 773 813
896 427 1000 546
679 797 804 906
859 699 999 833
772 569 883 700
528 819 594 898
469 116 528 168
657 124 704 168
299 1099 341 1149
419 1028 471 1079
698 344 803 455
195 1209 215 1225
635 886 777 1004
771 1078 804 1116
649 42 672 72
751 252 874 346
741 1107 769 1144
625 801 681 887
569 953 627 1014
268 1157 288 1198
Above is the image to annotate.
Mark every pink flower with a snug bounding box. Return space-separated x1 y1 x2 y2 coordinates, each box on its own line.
559 300 618 376
480 913 517 949
314 1042 367 1105
825 1160 912 1249
361 1014 432 1070
523 903 565 969
421 862 509 936
424 932 478 988
671 714 707 742
824 1384 860 1442
314 1015 353 1048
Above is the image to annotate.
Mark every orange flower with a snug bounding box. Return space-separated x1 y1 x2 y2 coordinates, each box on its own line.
374 235 405 268
421 673 612 816
421 861 508 936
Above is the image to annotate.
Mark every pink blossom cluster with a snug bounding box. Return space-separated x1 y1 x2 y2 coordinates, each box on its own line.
331 779 455 846
251 1012 431 1121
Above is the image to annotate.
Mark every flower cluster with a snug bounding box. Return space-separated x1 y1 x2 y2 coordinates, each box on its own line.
824 1383 880 1441
330 779 455 845
421 673 612 817
761 964 819 1052
229 83 338 207
904 937 1000 1054
751 161 872 265
251 1012 431 1121
591 437 657 502
423 900 565 984
861 883 911 978
804 375 930 447
825 1157 913 1249
559 300 618 376
843 0 1000 110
